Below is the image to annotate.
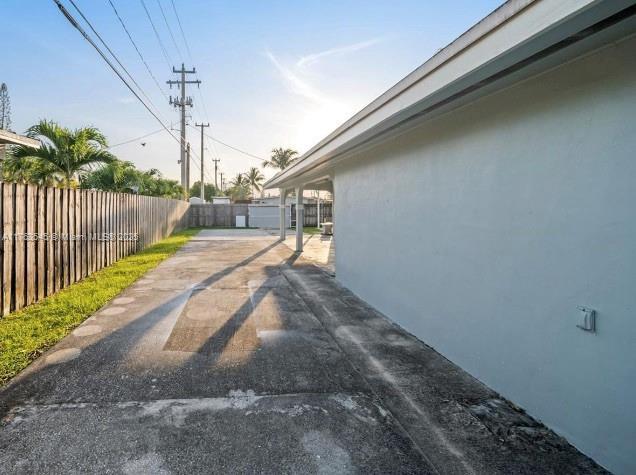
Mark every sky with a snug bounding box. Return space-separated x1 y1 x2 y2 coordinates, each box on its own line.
2 0 501 188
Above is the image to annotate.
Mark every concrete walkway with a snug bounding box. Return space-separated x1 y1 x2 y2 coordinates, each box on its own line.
280 232 335 274
0 230 604 474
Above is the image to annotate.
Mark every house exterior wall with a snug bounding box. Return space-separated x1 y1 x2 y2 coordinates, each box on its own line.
333 35 636 474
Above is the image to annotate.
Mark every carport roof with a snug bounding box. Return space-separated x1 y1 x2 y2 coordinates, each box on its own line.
265 0 636 190
0 129 40 147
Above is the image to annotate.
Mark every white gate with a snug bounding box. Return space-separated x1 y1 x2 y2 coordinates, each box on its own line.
248 204 291 229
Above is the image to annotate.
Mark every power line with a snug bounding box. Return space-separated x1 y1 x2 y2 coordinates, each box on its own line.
188 124 266 162
57 0 246 189
143 0 213 187
140 0 172 67
164 0 218 168
53 0 181 148
170 0 193 62
53 0 216 191
67 0 166 121
166 1 209 121
107 0 169 101
108 127 166 148
156 0 182 60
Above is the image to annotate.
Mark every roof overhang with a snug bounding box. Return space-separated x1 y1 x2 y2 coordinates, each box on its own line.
265 0 636 190
0 129 40 148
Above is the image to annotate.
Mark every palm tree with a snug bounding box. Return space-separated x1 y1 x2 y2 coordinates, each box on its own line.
8 120 115 187
0 155 58 186
229 173 248 188
262 147 298 170
245 167 265 198
228 173 250 201
80 160 140 193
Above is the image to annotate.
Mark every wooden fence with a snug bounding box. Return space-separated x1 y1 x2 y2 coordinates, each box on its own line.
291 203 333 227
188 204 249 227
0 182 189 316
188 203 333 228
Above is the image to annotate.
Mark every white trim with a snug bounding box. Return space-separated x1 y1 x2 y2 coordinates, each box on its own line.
0 129 40 148
265 0 634 189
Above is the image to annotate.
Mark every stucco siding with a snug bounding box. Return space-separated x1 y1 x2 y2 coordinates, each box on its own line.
334 35 636 474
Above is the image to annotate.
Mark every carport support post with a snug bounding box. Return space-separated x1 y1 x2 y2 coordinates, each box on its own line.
295 186 304 252
279 189 287 240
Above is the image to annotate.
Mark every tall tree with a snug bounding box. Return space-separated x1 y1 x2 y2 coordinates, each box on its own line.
7 120 115 187
245 167 265 197
138 168 183 199
189 181 220 202
228 173 250 201
81 162 184 199
0 83 11 131
262 147 298 171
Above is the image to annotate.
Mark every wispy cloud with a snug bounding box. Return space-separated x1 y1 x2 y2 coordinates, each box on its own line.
266 38 383 104
265 39 384 149
296 38 383 68
265 51 331 104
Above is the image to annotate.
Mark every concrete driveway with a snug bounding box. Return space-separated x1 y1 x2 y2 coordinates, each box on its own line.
0 229 604 474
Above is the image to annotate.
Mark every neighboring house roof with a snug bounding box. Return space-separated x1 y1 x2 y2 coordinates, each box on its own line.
0 129 40 148
265 0 636 190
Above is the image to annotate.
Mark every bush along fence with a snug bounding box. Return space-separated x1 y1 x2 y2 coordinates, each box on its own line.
0 182 189 316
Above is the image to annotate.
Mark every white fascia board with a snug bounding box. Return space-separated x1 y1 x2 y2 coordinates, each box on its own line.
265 0 633 189
0 129 40 148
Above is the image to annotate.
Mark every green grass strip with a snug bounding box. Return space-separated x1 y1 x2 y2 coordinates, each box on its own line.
0 228 199 386
291 226 323 235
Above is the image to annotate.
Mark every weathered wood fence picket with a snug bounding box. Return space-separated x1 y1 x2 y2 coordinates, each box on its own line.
0 182 189 316
188 204 249 227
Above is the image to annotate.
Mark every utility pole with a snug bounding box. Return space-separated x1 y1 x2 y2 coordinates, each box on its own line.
194 122 210 201
185 142 191 194
220 172 225 192
211 158 220 190
167 64 200 190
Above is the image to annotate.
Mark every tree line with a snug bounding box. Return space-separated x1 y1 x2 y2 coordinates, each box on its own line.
1 120 184 198
223 147 298 201
1 119 298 201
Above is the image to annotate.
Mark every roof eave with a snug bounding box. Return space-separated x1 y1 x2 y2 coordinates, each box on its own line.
265 0 634 190
0 129 40 148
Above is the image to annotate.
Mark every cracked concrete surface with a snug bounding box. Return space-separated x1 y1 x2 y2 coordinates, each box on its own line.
0 229 606 474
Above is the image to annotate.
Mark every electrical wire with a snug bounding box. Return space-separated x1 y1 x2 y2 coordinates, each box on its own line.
170 0 193 62
163 0 222 175
155 0 182 60
56 0 258 187
107 0 169 101
67 0 166 122
188 124 266 162
108 127 166 148
140 0 172 68
53 0 181 148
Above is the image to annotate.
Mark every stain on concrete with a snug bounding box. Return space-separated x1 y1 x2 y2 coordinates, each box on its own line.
302 430 353 474
72 325 102 337
100 306 126 316
123 452 171 475
45 348 81 365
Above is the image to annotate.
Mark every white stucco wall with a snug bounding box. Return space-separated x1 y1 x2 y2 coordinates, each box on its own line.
334 35 636 474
